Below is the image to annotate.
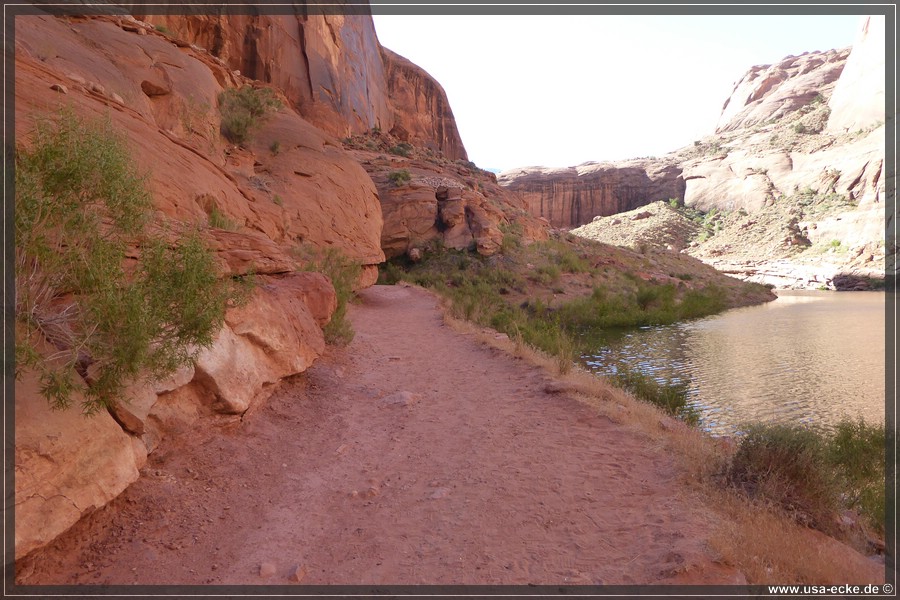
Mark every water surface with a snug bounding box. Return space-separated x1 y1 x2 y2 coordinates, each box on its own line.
582 290 885 435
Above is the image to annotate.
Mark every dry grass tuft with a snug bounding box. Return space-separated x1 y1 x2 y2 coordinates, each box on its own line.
709 491 884 584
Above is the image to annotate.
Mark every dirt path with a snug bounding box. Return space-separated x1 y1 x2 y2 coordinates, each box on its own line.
19 284 740 586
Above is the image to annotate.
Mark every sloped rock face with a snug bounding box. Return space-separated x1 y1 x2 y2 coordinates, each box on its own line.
15 13 384 271
497 160 685 228
139 12 392 139
827 16 885 133
343 131 547 259
141 12 467 160
15 363 148 560
714 48 849 133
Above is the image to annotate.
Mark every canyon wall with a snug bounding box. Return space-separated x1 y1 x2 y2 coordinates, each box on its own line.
141 10 467 159
497 160 685 229
12 7 482 560
505 16 886 288
14 6 542 559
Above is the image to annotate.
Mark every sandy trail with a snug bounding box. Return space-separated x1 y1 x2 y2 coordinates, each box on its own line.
19 284 737 586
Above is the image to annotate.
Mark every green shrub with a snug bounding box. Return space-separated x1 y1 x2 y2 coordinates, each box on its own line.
726 423 839 530
533 264 561 285
499 222 524 254
15 109 242 413
295 246 361 346
388 169 411 186
154 24 171 35
555 248 590 273
389 142 414 157
269 140 281 155
827 419 885 533
218 86 281 144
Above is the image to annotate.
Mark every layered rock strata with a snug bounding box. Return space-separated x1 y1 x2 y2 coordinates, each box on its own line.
497 160 685 229
343 132 549 259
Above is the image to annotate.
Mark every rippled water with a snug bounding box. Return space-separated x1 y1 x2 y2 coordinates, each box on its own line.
582 291 886 435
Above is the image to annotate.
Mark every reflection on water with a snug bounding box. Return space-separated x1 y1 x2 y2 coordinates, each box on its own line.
582 291 885 435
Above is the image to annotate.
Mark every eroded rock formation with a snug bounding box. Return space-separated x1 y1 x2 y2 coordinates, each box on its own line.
714 48 849 133
827 16 885 133
497 160 685 229
343 131 547 259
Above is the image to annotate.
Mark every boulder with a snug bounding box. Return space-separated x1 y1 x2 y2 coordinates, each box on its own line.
15 369 146 559
194 276 331 414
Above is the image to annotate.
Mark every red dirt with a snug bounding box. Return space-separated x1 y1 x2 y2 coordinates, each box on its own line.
17 284 741 586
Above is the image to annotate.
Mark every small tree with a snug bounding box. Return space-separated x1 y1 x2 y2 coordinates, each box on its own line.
15 109 244 414
294 246 361 346
218 86 281 144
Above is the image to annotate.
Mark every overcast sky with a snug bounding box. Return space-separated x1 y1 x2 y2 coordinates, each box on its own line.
372 14 864 172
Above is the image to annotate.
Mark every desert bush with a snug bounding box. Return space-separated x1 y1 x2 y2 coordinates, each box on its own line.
295 246 361 346
15 109 242 413
726 419 888 535
207 206 238 230
389 142 414 157
554 248 591 273
726 423 839 530
533 264 561 285
499 222 524 254
827 419 885 533
387 169 411 186
218 86 280 144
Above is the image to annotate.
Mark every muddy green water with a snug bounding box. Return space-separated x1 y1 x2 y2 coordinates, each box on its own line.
581 290 886 435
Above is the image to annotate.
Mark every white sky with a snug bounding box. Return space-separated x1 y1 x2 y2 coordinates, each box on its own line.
372 14 863 171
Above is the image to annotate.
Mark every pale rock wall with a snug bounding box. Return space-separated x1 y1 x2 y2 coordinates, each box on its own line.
827 15 886 133
715 49 849 133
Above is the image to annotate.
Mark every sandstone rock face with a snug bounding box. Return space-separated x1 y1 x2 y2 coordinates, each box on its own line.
15 14 384 274
827 16 885 133
381 48 468 161
134 12 391 138
498 160 685 228
715 48 849 133
140 12 467 160
13 12 365 559
15 367 147 560
343 131 547 259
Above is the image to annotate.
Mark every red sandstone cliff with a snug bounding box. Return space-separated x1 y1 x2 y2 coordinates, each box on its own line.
141 11 467 160
498 160 684 229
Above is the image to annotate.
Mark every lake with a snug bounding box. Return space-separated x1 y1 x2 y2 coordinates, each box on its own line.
581 290 886 435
